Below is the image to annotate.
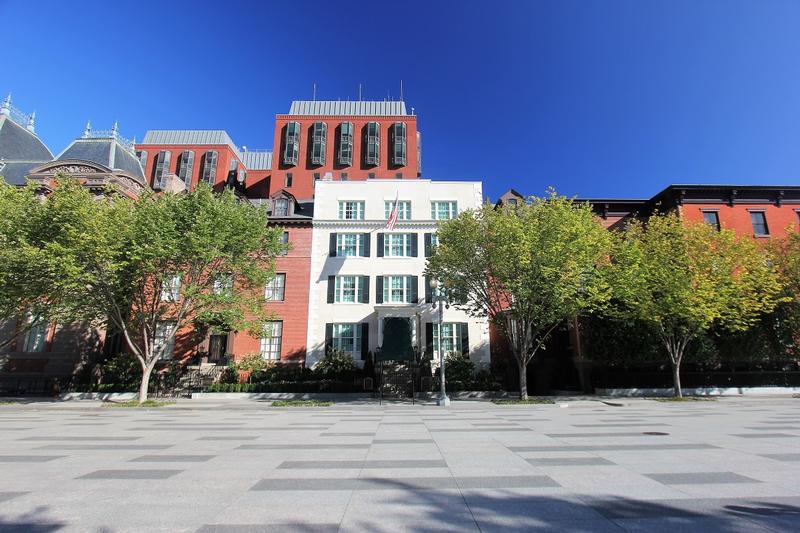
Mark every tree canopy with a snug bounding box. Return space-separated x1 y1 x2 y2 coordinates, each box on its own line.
426 191 612 399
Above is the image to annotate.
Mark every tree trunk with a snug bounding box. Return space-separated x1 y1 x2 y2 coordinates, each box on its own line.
518 359 528 400
671 361 682 398
138 363 154 404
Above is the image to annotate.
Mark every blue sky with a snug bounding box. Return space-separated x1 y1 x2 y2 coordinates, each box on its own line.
3 0 799 200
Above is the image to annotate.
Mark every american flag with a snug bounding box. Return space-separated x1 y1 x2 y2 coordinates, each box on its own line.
385 190 400 231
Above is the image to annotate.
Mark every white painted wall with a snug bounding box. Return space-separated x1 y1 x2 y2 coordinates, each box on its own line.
306 179 490 368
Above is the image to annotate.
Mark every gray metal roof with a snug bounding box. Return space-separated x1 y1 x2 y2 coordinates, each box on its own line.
0 115 53 162
288 100 408 116
141 130 239 153
57 138 145 181
241 150 272 170
0 161 42 185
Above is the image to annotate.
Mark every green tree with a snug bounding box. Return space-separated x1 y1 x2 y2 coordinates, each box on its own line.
609 213 784 397
770 229 800 356
0 179 284 402
426 191 612 399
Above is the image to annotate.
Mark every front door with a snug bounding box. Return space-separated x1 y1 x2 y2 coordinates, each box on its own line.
208 334 228 364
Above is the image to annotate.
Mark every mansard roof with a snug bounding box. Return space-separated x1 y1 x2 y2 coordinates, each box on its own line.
0 113 53 185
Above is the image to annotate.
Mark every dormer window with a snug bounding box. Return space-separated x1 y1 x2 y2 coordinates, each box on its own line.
364 122 380 166
311 121 327 165
392 122 407 166
338 122 354 166
274 198 290 217
283 121 300 166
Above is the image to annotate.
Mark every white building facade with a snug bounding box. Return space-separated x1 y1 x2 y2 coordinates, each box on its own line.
305 179 491 368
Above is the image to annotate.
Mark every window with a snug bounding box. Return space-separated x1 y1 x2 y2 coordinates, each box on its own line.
364 122 380 166
392 122 407 166
136 150 148 171
368 172 375 179
314 172 321 181
274 198 289 217
338 201 365 220
201 150 218 185
22 315 47 352
153 150 171 189
431 201 458 220
154 321 176 360
750 211 769 236
506 198 517 206
382 275 417 304
285 173 293 187
385 200 412 220
337 233 365 257
309 121 327 165
265 273 286 301
260 321 283 360
338 122 354 166
383 233 414 257
424 233 439 257
177 150 195 188
283 121 300 166
340 172 348 181
431 323 467 357
279 231 289 256
331 323 361 355
334 275 366 303
702 211 720 231
213 274 233 296
396 173 403 179
161 275 181 302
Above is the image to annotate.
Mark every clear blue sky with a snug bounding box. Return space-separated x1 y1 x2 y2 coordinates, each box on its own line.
3 0 799 200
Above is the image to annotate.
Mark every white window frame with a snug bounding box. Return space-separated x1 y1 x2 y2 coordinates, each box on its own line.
383 275 413 303
274 198 289 217
384 233 412 257
265 273 286 301
260 321 283 360
154 320 177 360
161 275 181 302
22 314 47 353
338 201 365 220
213 274 233 296
334 275 363 303
337 233 364 257
432 323 463 357
385 200 412 220
332 323 361 355
431 201 458 220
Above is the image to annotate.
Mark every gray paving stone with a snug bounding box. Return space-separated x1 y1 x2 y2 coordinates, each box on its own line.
732 433 796 438
198 436 259 441
196 525 340 533
0 492 27 503
546 432 665 438
571 423 671 428
278 460 447 469
372 439 434 444
130 455 215 462
645 472 760 485
19 436 140 441
509 443 719 452
319 432 375 436
251 477 458 490
761 453 800 462
430 427 530 432
527 457 615 466
35 444 171 450
456 476 560 489
0 455 64 462
78 469 183 479
238 444 370 450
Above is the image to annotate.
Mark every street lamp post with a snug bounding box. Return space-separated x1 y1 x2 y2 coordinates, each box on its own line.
429 279 450 407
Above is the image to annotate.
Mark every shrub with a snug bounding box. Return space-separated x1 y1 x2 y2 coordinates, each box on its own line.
445 351 475 383
314 349 356 378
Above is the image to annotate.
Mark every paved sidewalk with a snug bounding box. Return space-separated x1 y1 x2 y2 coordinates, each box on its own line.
0 397 799 532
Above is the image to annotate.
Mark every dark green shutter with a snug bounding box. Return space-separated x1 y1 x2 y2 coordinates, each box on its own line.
329 233 337 257
327 276 335 303
325 323 333 352
359 276 370 304
425 323 434 358
424 233 432 257
425 276 433 304
459 323 469 356
410 233 418 257
409 276 419 303
360 323 369 360
362 233 370 257
376 276 384 304
376 233 384 257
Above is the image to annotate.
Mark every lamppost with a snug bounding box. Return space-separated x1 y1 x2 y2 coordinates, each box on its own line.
429 279 450 406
